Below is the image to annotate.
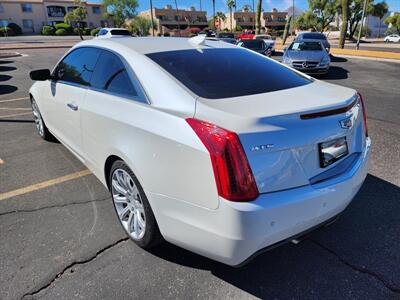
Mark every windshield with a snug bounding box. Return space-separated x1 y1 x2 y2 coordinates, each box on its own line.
146 48 311 99
289 41 323 51
238 40 264 50
301 33 326 40
111 29 131 36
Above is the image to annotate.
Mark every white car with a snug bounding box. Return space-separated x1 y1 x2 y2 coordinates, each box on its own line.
95 27 132 39
384 34 400 43
29 37 371 266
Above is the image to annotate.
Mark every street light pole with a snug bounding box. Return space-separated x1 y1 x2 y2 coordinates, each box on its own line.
149 0 155 36
356 0 367 50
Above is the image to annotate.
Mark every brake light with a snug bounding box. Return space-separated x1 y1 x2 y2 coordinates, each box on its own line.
186 118 259 202
357 92 368 137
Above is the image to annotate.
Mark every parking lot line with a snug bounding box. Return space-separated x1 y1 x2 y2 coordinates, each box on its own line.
0 112 32 119
0 108 31 111
0 97 29 103
0 169 92 201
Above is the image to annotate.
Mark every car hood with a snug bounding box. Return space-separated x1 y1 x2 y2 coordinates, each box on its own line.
286 50 326 61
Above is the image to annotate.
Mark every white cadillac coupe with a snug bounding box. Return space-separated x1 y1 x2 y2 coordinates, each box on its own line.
29 37 371 266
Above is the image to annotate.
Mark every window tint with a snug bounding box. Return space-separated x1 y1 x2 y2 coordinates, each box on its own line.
289 41 323 51
91 51 137 97
110 29 131 36
147 48 311 99
98 29 107 35
301 33 326 40
240 39 265 50
57 47 100 86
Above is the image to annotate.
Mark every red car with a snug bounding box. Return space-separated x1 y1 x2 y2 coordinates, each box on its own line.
237 30 255 40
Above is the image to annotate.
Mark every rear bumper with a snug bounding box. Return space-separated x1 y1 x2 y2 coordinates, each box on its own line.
149 138 371 266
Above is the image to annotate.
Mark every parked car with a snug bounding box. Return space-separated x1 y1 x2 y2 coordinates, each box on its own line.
95 28 132 39
237 30 255 40
29 37 370 266
283 40 330 75
254 34 276 54
217 32 235 39
384 34 400 43
237 38 272 56
218 37 237 44
295 32 330 52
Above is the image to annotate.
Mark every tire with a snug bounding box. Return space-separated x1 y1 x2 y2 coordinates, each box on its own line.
31 97 56 141
109 160 163 248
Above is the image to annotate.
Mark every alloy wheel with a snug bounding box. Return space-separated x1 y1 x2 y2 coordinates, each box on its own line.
31 99 44 137
111 169 146 240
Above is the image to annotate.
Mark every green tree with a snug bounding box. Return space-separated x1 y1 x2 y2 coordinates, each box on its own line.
384 14 400 34
216 11 226 30
102 0 139 27
345 0 374 40
297 0 339 32
255 0 262 34
339 0 349 48
372 1 388 37
64 0 87 40
226 0 235 32
127 16 153 36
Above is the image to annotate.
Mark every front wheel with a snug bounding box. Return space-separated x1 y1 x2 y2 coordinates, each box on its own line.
110 160 163 248
31 97 56 141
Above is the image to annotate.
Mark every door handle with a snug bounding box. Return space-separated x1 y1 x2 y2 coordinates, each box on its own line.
67 103 78 111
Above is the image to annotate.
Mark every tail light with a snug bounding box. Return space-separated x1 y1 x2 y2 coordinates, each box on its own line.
357 92 368 137
186 118 259 202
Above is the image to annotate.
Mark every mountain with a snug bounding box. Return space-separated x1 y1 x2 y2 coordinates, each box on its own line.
284 6 303 18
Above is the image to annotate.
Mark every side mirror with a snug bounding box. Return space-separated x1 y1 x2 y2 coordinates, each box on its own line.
29 69 52 81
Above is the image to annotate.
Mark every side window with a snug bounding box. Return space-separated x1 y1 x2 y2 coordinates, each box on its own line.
56 47 100 86
98 29 107 36
91 51 138 97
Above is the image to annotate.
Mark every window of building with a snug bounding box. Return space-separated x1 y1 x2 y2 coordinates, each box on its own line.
55 47 101 86
92 6 101 14
47 6 66 17
0 4 4 13
23 19 34 29
91 51 138 97
67 6 77 12
21 3 33 13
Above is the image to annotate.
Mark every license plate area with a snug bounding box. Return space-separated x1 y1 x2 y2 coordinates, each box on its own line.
319 137 348 168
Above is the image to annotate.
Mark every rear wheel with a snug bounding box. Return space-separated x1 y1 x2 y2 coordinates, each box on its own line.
109 160 163 248
31 97 55 141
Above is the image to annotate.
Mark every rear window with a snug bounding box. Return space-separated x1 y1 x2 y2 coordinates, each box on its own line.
238 40 264 50
146 48 311 99
217 32 234 38
111 29 131 36
301 33 326 40
289 41 323 51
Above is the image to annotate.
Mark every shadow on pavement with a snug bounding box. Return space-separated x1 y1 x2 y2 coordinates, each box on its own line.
148 174 400 298
0 119 34 123
0 85 18 95
323 66 349 80
0 74 12 82
0 66 17 72
0 60 14 65
330 55 348 63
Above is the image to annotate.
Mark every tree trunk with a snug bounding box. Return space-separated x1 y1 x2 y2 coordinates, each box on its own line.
79 22 84 40
378 18 382 38
255 0 262 34
230 9 233 32
339 0 348 48
212 0 216 30
282 15 292 45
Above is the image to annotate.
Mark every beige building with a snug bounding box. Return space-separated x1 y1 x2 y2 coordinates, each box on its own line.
220 9 288 32
140 5 208 36
0 0 108 33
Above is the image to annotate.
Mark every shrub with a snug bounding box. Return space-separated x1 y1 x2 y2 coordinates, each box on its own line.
8 23 22 35
84 28 91 35
54 23 73 34
91 27 101 36
188 27 201 34
0 27 15 36
55 28 68 36
42 26 55 35
163 32 170 37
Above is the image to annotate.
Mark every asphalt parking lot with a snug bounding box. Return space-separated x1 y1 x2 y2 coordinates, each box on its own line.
0 48 399 300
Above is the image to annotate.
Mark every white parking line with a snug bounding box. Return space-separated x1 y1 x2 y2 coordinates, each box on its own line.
0 97 29 103
0 112 32 118
0 108 31 111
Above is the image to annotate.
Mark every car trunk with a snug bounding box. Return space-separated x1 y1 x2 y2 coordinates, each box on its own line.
194 80 367 194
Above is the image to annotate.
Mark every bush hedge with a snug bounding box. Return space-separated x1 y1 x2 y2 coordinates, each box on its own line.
8 23 22 35
42 26 55 35
91 27 101 36
55 28 68 36
54 23 73 34
0 27 15 36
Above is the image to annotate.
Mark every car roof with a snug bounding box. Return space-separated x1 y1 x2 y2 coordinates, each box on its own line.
77 37 236 55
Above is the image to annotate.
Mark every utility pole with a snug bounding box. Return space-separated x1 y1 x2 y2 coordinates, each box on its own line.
356 0 367 50
174 0 181 37
149 0 155 36
291 0 294 36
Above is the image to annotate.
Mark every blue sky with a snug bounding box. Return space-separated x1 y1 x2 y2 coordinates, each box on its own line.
92 0 399 15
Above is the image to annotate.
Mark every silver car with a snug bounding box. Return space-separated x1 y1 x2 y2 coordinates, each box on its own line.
282 40 330 75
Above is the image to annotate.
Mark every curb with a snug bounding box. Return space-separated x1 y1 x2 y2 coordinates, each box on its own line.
0 45 73 51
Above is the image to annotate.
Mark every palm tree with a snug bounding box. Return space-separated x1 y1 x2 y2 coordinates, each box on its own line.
255 0 262 34
372 1 388 38
216 11 226 30
226 0 235 32
339 0 349 48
